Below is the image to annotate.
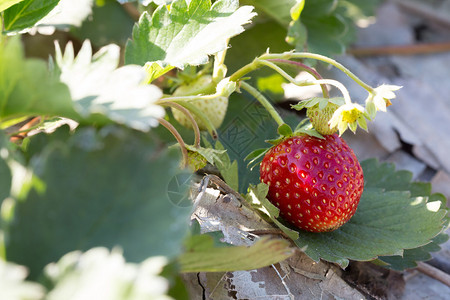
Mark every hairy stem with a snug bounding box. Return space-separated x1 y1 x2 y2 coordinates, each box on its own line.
172 101 218 140
258 60 351 104
229 58 259 82
162 102 201 147
266 59 329 98
260 52 374 93
158 118 189 168
240 81 285 127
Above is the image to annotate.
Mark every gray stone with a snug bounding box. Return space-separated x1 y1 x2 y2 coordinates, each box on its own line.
431 170 450 205
355 2 415 47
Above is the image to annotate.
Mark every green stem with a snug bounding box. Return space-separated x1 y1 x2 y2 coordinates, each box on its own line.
266 59 329 98
229 58 259 82
258 60 352 104
240 81 285 127
260 52 374 93
0 16 5 43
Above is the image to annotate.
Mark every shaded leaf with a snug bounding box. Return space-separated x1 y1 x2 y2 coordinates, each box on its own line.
5 126 192 279
0 36 77 120
125 0 256 69
0 133 12 205
210 140 239 191
71 0 135 48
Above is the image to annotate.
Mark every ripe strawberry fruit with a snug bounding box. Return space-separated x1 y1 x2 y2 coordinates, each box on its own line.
260 134 364 232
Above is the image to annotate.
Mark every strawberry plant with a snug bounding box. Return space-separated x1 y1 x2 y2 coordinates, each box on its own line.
0 0 448 299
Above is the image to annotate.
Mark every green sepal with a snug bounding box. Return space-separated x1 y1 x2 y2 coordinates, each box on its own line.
245 148 270 171
277 123 293 137
293 120 324 139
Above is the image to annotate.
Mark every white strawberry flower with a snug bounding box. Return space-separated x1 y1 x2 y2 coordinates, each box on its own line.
329 103 366 136
370 84 402 112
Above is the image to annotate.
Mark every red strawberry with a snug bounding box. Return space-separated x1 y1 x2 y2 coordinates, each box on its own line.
260 134 364 232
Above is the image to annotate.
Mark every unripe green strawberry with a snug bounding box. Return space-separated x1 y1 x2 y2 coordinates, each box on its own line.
307 102 339 135
260 134 364 232
292 97 344 135
171 75 228 130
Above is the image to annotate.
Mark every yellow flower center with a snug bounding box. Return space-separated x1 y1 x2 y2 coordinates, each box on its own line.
342 108 361 123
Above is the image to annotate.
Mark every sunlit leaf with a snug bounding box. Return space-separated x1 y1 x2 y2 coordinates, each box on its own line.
3 0 60 32
55 40 165 131
125 0 256 70
0 0 24 13
179 234 294 272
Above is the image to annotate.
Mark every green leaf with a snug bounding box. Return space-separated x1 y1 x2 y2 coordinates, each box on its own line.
3 0 60 32
255 73 287 101
43 248 173 300
125 0 256 68
144 61 175 84
376 233 449 270
291 0 305 21
301 0 337 17
301 14 347 56
256 159 448 269
179 234 294 272
0 259 45 300
0 0 24 12
361 159 450 270
4 126 192 279
241 0 297 27
225 20 292 74
71 0 134 48
211 140 239 191
293 188 446 268
55 40 165 131
0 36 78 121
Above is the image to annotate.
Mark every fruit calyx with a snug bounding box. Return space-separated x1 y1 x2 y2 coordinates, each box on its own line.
259 134 364 233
